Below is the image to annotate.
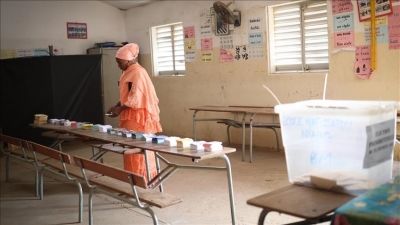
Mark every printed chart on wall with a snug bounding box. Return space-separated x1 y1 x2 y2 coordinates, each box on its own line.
220 35 234 63
248 18 264 60
355 45 372 79
388 3 400 49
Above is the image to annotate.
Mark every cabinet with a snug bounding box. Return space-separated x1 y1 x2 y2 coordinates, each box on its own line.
88 47 121 128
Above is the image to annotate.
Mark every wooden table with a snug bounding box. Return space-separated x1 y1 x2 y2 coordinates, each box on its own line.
189 106 278 162
31 123 238 225
247 184 354 225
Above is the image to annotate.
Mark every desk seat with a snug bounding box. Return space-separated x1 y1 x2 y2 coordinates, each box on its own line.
247 184 354 225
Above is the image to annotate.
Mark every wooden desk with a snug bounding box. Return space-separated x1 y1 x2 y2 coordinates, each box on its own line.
31 123 237 225
189 106 278 162
247 184 354 225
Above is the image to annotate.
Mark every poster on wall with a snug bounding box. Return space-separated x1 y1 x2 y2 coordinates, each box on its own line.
332 0 354 15
67 22 87 39
355 45 372 79
388 5 400 49
357 0 393 22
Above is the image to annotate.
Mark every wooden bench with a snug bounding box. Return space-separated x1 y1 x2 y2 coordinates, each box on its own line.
28 141 99 223
0 134 43 197
73 155 182 225
41 130 79 151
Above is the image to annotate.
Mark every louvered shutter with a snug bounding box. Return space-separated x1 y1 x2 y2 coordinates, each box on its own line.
271 1 328 72
156 23 185 75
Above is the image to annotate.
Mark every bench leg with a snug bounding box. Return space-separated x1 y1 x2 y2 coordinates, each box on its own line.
33 163 39 197
227 125 232 145
271 128 280 152
89 188 95 225
75 180 83 223
39 167 45 200
5 155 10 181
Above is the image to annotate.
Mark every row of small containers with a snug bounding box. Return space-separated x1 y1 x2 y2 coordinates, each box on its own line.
47 118 223 152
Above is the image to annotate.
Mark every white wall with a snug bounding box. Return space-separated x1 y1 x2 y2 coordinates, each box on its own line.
0 1 127 55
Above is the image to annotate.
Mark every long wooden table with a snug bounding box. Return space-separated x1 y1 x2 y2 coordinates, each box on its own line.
31 123 237 225
189 106 278 162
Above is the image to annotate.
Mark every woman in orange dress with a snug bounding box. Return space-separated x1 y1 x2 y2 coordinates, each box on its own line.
106 43 162 183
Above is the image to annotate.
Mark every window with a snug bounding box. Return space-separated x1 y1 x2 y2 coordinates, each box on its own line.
150 23 185 76
267 1 329 73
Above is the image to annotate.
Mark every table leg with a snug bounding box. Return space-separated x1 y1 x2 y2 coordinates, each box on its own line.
249 113 256 163
193 110 199 141
219 154 236 225
241 113 247 161
258 209 269 225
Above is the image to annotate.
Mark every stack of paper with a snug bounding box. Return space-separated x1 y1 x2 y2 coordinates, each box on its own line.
176 138 194 148
122 131 132 138
152 135 168 144
190 141 207 150
132 132 144 139
141 134 157 142
164 136 180 146
98 125 112 133
203 141 223 152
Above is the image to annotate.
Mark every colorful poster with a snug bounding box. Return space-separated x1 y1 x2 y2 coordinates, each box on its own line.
201 51 213 62
332 0 354 15
200 25 212 36
220 35 233 50
365 26 389 44
201 38 213 51
334 13 354 31
220 49 234 63
355 45 372 79
248 46 264 60
184 26 195 38
334 31 355 48
249 32 263 46
388 5 400 49
357 0 394 22
234 45 249 61
185 51 196 62
184 38 196 51
249 18 262 32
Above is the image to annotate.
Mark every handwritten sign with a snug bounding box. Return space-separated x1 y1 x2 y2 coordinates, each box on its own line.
388 5 400 50
201 51 213 62
334 31 354 48
248 18 262 32
332 0 353 15
201 38 213 51
184 26 195 38
364 17 387 26
234 45 248 61
184 38 196 51
249 32 263 46
355 45 372 79
185 51 196 62
334 13 354 31
200 25 212 36
220 49 234 63
365 26 389 44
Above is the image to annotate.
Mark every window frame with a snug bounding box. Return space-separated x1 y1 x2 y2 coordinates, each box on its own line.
150 22 186 77
267 0 329 74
